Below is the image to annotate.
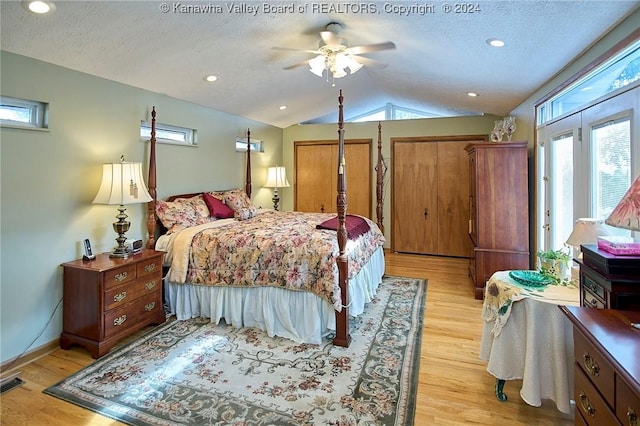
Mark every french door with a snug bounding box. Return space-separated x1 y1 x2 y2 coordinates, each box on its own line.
537 87 639 253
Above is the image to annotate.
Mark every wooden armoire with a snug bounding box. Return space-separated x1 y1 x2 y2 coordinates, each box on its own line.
466 141 530 299
392 137 480 257
294 139 372 218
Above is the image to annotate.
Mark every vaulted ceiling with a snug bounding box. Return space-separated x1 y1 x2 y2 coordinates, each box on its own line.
1 1 639 128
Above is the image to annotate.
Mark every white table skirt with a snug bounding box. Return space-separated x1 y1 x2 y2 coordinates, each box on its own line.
479 271 580 414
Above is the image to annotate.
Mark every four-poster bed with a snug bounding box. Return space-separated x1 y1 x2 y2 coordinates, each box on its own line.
145 91 386 347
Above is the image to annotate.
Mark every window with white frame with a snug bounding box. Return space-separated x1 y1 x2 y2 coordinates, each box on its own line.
235 137 264 152
140 121 197 146
0 96 48 129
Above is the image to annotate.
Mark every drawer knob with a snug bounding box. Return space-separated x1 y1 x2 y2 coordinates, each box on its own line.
113 291 127 302
628 407 638 426
583 352 600 376
113 315 127 326
144 263 156 272
587 298 599 308
145 302 156 311
579 392 596 417
114 272 128 282
145 281 156 290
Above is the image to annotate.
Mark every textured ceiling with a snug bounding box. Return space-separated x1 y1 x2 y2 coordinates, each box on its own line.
1 1 639 128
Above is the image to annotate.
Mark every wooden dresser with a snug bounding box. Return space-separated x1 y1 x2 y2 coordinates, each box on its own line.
465 141 530 299
60 249 165 358
560 305 640 426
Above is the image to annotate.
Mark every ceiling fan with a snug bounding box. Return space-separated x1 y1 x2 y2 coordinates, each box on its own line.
277 23 396 82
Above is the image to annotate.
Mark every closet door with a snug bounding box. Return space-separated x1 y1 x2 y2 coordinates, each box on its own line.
295 143 334 213
344 143 371 218
295 140 372 217
437 141 472 256
392 141 438 254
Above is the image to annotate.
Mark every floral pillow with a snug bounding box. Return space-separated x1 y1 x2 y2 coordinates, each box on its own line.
224 189 257 220
203 192 235 219
156 194 212 234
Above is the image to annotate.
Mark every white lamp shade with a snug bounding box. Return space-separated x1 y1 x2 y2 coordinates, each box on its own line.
566 218 610 247
264 166 290 189
92 162 152 205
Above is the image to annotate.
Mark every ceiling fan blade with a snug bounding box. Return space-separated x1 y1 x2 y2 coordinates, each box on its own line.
352 56 388 68
347 42 396 55
272 46 319 54
283 60 312 70
320 30 342 46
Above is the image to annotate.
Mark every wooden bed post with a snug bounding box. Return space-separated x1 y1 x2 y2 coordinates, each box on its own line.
375 121 385 234
245 128 252 198
146 106 157 249
333 90 351 348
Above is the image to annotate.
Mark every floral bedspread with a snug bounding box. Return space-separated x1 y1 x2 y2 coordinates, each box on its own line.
166 210 385 311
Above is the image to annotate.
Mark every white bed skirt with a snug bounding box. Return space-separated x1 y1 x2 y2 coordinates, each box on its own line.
165 247 385 344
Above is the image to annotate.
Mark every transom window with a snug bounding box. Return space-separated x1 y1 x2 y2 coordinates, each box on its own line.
0 96 48 129
140 121 197 146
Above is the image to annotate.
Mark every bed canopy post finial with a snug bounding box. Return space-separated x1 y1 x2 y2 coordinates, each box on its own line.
245 128 252 198
333 89 351 348
375 121 385 234
146 106 158 249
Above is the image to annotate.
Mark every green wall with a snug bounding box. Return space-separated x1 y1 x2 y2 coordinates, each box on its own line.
0 51 282 364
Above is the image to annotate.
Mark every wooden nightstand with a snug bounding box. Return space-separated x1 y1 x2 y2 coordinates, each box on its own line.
577 244 640 310
60 249 165 358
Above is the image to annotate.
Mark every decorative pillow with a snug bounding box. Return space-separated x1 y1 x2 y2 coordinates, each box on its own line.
156 194 212 234
224 189 257 220
203 192 235 219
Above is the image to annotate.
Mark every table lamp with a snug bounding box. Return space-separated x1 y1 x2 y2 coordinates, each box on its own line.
565 218 610 258
601 174 640 255
92 157 152 258
264 166 290 211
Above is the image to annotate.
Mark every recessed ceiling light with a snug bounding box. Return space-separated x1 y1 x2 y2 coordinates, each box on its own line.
486 38 505 48
22 1 55 14
279 105 287 110
467 92 479 97
204 75 218 82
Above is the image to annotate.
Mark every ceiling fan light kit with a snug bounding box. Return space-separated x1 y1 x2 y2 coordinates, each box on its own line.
281 22 395 84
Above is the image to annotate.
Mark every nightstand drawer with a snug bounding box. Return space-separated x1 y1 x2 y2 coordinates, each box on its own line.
617 377 640 426
136 256 161 278
104 264 136 289
583 274 606 299
574 331 615 406
103 274 162 311
583 287 606 309
104 292 162 338
575 366 618 426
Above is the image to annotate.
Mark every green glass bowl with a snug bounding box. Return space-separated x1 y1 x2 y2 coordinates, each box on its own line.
509 270 553 288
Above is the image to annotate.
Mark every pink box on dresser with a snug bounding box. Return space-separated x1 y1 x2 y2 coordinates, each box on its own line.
597 236 640 255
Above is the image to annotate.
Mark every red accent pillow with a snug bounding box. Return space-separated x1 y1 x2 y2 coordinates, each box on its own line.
203 192 235 219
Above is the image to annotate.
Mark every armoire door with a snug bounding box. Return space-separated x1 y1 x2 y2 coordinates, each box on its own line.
295 140 372 218
392 141 439 254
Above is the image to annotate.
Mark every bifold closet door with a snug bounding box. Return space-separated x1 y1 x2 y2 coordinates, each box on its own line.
392 141 438 254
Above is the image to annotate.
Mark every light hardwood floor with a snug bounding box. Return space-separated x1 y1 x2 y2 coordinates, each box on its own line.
1 252 574 425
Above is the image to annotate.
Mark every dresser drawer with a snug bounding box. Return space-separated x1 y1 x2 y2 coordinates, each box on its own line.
574 331 615 407
136 255 162 278
104 292 162 338
575 366 619 426
103 273 162 311
617 377 640 426
104 264 137 289
575 409 589 426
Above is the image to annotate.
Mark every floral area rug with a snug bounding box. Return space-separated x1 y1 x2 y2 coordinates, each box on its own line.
44 276 426 426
